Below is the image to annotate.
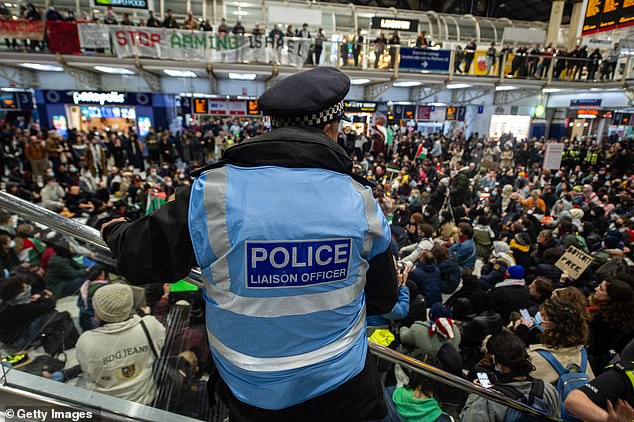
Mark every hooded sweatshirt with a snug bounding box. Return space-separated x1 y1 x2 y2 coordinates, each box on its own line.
392 387 444 422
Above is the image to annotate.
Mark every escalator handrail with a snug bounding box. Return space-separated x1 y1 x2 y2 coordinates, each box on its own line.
0 191 562 421
0 190 207 288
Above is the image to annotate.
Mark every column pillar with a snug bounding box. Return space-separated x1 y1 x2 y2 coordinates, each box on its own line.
546 0 565 47
566 0 588 50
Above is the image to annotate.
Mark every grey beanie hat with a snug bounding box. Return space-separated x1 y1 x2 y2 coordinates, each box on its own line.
93 284 134 323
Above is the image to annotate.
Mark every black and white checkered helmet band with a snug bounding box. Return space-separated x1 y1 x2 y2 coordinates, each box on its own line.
270 101 345 128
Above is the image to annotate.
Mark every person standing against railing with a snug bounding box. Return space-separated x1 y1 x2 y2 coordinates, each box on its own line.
567 46 580 80
269 24 284 64
415 30 428 48
297 23 311 65
606 43 620 80
499 43 513 77
486 42 497 76
464 39 477 74
573 46 588 80
183 12 198 30
120 13 133 26
25 3 41 51
103 6 118 25
353 27 364 67
528 44 541 78
44 2 63 22
374 33 387 69
314 27 325 65
162 9 179 29
389 31 400 69
146 10 161 27
454 45 464 73
541 44 554 79
588 48 602 81
341 36 350 67
554 47 568 79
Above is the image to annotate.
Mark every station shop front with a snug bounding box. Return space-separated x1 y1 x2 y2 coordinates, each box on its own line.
342 101 378 135
179 96 257 124
35 90 177 138
0 90 35 127
388 104 452 135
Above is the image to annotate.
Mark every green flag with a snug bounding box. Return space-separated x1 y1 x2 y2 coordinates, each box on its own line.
386 127 394 147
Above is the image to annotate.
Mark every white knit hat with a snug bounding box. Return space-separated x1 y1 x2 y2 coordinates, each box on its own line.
93 284 134 323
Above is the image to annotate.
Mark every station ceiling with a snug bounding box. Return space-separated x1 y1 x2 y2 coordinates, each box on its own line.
325 0 573 23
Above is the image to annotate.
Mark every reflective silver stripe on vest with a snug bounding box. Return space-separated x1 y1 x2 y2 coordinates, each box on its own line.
202 263 368 318
203 168 231 289
207 308 366 372
351 181 382 257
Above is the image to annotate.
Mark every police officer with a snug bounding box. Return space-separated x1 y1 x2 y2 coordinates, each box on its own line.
101 67 398 421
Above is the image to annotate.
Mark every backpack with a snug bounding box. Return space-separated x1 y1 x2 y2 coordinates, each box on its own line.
536 348 590 422
494 379 551 422
40 311 79 355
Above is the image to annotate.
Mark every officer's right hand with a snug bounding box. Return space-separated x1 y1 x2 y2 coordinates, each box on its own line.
100 217 126 238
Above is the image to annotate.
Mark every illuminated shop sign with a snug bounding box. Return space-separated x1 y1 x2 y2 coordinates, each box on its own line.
343 101 377 113
576 109 599 119
72 91 126 105
370 17 419 32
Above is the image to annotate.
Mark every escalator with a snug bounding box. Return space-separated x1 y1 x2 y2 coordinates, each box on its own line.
0 191 561 422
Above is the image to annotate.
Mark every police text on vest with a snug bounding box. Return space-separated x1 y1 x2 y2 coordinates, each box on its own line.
246 239 352 288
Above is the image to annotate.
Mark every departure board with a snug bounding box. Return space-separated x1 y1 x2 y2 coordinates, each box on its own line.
583 0 634 34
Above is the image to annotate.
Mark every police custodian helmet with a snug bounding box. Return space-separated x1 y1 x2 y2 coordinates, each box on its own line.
257 67 352 128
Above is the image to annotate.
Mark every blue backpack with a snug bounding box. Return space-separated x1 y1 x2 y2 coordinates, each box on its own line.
536 348 590 422
494 379 552 422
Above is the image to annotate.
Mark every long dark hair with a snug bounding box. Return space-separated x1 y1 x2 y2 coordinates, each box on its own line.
487 329 535 376
600 281 634 332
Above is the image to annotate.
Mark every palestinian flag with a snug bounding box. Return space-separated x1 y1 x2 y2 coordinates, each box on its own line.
415 143 427 160
146 190 167 215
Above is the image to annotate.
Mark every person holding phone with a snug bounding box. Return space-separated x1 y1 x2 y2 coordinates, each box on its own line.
461 330 561 421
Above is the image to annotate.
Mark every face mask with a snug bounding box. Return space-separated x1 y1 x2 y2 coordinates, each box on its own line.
491 191 497 197
534 311 546 332
12 285 31 305
8 240 15 248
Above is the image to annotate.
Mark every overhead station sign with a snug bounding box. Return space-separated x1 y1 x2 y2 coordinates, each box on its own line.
399 48 451 72
583 0 634 35
371 17 419 32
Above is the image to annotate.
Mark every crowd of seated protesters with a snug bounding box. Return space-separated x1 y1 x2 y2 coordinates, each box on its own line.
1 117 634 419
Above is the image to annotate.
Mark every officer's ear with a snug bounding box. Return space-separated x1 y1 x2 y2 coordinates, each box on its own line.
321 120 340 142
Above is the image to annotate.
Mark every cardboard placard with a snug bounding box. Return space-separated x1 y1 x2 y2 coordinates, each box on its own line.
543 143 565 170
555 245 593 280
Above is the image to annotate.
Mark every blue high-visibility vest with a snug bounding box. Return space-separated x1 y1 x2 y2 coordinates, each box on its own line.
188 164 391 410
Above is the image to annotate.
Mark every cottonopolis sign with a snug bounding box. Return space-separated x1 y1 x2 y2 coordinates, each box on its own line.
72 91 126 105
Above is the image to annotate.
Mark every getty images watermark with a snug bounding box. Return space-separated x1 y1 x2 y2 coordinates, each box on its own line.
3 406 100 421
